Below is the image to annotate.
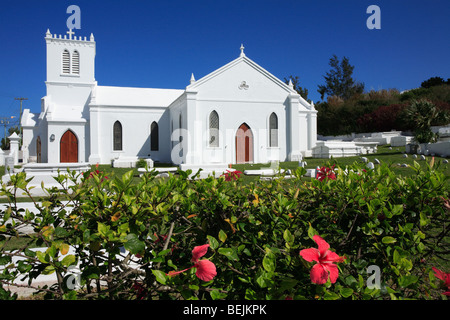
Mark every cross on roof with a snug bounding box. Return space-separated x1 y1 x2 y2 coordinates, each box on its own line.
67 29 75 40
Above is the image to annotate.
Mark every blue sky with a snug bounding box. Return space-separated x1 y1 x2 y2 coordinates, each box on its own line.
0 0 449 127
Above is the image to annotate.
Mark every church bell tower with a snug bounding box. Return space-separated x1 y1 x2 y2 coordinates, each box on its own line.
41 29 97 164
45 28 96 85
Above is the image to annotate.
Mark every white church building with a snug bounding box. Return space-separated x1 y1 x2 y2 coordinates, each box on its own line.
21 29 317 171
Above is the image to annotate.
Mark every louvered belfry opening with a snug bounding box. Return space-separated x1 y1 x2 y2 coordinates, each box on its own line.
62 49 70 74
72 50 80 74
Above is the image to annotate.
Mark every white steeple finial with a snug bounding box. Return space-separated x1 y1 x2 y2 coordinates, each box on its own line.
90 33 95 41
67 29 75 40
240 44 245 57
190 73 196 84
46 29 52 38
288 79 294 89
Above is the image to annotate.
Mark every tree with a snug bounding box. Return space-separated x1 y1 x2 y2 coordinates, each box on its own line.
317 55 365 101
420 76 449 88
1 126 20 150
404 99 450 144
284 75 310 102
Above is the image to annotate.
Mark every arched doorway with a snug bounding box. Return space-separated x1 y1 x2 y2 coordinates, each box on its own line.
60 130 78 163
235 123 253 164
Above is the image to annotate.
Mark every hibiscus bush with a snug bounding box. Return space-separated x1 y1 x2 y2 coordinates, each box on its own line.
0 160 448 300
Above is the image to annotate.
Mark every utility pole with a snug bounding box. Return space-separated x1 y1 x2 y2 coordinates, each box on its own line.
0 116 15 149
15 97 27 138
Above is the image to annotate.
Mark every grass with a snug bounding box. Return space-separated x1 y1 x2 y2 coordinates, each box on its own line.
232 145 450 185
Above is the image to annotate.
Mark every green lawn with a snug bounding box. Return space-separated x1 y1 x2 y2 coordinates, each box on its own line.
232 145 450 185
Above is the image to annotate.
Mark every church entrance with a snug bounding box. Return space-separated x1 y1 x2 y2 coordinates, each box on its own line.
60 130 78 163
235 123 253 164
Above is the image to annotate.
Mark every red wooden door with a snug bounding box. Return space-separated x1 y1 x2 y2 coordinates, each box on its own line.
60 130 78 163
235 123 253 164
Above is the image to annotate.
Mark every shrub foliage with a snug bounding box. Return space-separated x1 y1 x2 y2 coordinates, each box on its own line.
0 161 448 300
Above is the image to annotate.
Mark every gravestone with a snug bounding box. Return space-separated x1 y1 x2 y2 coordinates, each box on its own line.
4 155 14 175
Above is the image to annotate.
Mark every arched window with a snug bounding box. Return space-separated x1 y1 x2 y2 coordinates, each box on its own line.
179 113 183 157
269 112 278 147
209 110 219 147
62 49 70 74
150 121 159 151
113 121 122 151
72 50 80 74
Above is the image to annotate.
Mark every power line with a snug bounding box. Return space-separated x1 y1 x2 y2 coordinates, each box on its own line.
14 97 27 136
0 116 16 141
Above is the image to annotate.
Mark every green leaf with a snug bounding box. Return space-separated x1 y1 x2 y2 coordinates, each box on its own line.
210 289 227 300
124 233 145 254
283 229 294 244
61 254 77 267
280 278 298 291
340 287 354 298
218 247 238 261
152 270 167 285
17 260 32 273
218 230 227 243
308 223 318 240
42 265 55 275
323 291 340 300
122 170 134 185
207 235 219 250
398 275 418 288
55 227 70 237
97 222 110 237
382 236 396 244
419 212 429 227
0 255 12 265
262 251 276 273
36 251 50 264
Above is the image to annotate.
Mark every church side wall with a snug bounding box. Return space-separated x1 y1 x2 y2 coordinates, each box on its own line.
93 106 171 164
195 100 288 165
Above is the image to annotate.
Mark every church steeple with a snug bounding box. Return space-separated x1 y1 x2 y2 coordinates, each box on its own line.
45 28 96 84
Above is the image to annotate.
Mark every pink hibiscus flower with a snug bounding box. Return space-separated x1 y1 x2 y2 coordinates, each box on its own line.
316 166 336 182
432 267 450 296
168 244 217 281
221 170 242 181
299 235 345 285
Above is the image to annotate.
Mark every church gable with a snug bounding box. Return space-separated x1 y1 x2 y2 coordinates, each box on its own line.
187 51 296 102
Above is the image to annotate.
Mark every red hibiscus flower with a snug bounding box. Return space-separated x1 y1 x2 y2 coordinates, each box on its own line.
86 163 108 181
432 267 450 296
221 170 242 181
168 244 217 281
316 166 336 182
299 235 345 285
